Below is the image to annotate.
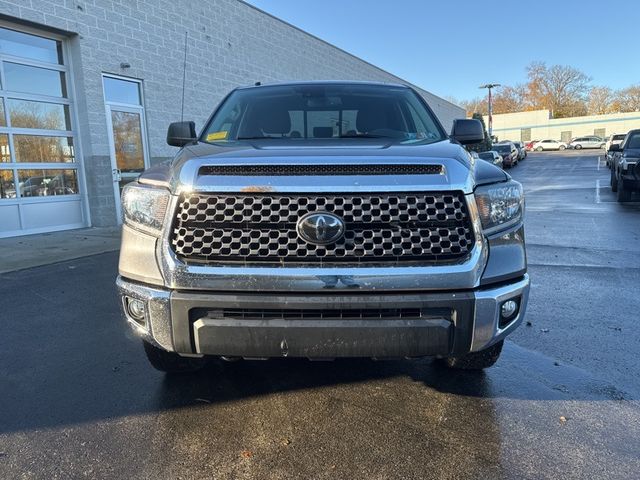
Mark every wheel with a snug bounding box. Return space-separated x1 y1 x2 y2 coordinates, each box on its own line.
559 145 566 151
617 180 632 202
535 146 543 152
611 167 618 192
574 144 582 150
143 340 207 373
439 341 504 370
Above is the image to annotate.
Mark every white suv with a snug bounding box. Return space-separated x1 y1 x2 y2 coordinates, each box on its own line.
532 139 568 151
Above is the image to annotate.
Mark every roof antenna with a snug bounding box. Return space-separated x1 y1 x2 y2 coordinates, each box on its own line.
180 31 188 121
254 81 261 86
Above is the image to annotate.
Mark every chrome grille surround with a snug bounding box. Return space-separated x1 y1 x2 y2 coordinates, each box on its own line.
171 192 474 266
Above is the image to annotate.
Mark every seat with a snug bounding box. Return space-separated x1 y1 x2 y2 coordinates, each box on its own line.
238 102 291 138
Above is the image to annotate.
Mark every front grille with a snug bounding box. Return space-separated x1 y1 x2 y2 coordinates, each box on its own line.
195 307 452 321
198 164 443 176
171 192 474 266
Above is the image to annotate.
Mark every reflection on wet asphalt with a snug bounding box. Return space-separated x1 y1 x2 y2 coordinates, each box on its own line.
1 151 640 479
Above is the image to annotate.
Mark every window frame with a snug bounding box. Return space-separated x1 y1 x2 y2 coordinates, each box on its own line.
0 19 89 235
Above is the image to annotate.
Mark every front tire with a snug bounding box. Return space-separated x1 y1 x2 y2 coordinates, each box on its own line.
535 146 543 152
439 340 504 370
143 341 207 373
611 167 618 191
574 144 582 150
617 180 631 202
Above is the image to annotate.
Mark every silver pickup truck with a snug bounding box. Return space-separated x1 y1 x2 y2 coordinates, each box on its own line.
116 81 529 373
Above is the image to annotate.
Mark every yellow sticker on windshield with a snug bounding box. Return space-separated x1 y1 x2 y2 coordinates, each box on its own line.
206 131 228 141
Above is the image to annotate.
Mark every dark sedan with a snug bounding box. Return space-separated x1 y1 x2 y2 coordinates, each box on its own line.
493 143 519 168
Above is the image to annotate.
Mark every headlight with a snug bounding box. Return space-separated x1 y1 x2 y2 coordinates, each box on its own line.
474 180 524 235
121 183 170 236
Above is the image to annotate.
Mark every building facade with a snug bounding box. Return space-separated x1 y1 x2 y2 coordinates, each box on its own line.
485 109 640 144
0 0 463 238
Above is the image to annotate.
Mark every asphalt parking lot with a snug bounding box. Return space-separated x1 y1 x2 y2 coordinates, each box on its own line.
1 150 640 479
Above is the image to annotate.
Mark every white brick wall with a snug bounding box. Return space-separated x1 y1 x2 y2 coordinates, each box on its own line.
3 0 464 225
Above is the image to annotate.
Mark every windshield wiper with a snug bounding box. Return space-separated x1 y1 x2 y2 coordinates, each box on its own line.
339 133 389 139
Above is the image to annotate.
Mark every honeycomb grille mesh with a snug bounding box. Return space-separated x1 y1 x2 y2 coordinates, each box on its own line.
171 192 474 266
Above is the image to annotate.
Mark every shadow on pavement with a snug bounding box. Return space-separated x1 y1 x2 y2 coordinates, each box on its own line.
0 251 633 437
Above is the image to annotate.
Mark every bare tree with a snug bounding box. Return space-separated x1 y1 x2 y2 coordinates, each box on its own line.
492 85 528 114
459 97 487 116
526 62 591 117
615 84 640 112
587 86 614 115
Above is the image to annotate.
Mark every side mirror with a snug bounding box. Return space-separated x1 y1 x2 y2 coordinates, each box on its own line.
451 119 484 145
608 143 621 152
167 121 197 147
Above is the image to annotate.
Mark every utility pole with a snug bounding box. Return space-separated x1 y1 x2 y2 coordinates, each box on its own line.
479 83 501 139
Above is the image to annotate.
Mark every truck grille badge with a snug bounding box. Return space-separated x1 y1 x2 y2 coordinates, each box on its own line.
296 212 345 245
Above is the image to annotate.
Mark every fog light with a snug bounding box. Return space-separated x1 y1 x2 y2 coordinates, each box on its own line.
501 300 518 319
126 297 146 324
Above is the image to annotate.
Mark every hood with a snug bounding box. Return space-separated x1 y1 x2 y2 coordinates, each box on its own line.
139 139 503 194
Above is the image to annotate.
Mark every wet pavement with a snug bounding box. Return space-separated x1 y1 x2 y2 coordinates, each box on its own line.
1 150 640 479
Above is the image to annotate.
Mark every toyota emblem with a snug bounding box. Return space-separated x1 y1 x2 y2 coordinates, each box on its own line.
296 212 345 245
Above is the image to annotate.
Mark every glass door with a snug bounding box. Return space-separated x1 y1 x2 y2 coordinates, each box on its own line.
103 75 149 223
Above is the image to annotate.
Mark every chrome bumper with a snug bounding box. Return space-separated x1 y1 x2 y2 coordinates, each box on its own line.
116 273 529 358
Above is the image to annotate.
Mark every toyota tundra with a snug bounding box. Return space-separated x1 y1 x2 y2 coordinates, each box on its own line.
116 81 529 373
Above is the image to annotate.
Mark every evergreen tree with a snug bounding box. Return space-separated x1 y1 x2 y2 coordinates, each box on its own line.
466 113 492 153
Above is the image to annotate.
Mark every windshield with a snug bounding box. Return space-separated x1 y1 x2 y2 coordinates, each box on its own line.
201 84 445 144
494 144 511 153
478 152 494 159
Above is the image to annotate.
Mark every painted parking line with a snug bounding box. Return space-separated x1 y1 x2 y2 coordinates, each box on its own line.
596 179 601 203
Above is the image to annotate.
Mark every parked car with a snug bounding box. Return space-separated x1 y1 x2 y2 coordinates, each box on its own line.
493 142 519 167
569 136 605 150
531 139 567 151
20 176 48 197
117 81 529 372
605 133 627 168
477 150 504 168
512 141 527 160
609 130 640 202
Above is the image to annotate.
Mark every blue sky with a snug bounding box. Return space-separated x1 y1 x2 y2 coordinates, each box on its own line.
246 0 640 102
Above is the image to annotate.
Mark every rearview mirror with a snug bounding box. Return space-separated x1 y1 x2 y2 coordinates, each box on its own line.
608 143 621 152
167 121 197 147
451 119 484 145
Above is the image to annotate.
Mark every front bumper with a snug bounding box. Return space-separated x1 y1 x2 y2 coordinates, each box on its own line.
116 273 529 358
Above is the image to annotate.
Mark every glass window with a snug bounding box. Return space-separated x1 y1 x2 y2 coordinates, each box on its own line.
111 110 144 172
627 134 640 149
0 27 62 64
0 134 9 163
307 110 338 138
4 62 67 97
202 84 445 144
17 169 78 197
0 98 5 127
103 77 141 105
0 169 16 198
8 99 71 130
14 135 74 163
